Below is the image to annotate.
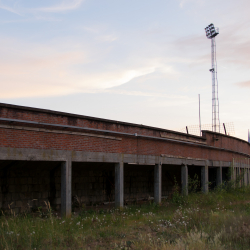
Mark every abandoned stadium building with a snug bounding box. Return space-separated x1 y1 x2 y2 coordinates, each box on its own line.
0 103 250 217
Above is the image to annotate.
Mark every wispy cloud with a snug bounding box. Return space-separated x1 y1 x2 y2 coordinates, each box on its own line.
98 34 118 42
172 22 250 70
178 0 188 8
236 80 250 88
0 2 21 15
0 0 84 16
0 35 177 99
32 0 84 13
101 89 191 100
177 0 204 8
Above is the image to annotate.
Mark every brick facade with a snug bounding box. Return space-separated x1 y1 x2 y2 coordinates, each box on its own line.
0 103 249 213
0 103 249 162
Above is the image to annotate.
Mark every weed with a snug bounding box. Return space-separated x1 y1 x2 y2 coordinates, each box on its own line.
172 176 185 205
188 173 200 193
1 188 250 249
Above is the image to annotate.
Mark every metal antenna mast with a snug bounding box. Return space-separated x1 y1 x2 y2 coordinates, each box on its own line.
205 23 220 133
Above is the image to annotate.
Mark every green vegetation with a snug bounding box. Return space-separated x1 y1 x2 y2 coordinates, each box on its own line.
1 182 250 249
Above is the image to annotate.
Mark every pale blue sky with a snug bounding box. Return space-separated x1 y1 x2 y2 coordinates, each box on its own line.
0 0 249 140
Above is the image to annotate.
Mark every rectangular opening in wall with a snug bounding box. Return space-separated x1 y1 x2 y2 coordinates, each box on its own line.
0 160 61 214
72 162 115 209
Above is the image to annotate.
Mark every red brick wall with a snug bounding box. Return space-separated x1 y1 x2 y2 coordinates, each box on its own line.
0 105 204 141
203 131 250 156
0 104 249 162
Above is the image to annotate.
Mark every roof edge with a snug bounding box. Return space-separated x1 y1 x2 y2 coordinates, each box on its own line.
202 130 249 144
0 102 205 140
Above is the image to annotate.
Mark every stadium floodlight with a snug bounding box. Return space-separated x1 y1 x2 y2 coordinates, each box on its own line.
205 23 219 39
205 23 220 133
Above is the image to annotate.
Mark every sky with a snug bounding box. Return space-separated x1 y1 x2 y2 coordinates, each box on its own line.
0 0 249 141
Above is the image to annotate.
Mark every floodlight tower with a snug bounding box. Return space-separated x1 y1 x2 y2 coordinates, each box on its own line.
205 23 220 133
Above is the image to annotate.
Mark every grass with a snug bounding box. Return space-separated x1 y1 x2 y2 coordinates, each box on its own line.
1 185 250 249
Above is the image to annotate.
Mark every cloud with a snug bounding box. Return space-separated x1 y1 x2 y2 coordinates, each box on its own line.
172 22 250 70
0 2 21 15
32 0 84 13
0 66 157 99
0 35 177 99
178 0 188 8
177 0 204 8
89 67 156 89
0 0 84 15
236 80 250 88
98 35 118 43
102 89 192 102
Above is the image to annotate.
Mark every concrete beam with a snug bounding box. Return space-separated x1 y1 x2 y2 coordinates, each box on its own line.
181 165 188 196
115 162 124 208
216 166 222 187
201 165 208 193
61 160 72 218
0 147 231 167
154 163 162 204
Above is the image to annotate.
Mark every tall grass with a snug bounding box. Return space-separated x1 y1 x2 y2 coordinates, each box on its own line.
1 184 250 249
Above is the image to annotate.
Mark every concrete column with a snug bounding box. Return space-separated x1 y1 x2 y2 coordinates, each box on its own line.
230 163 235 182
248 168 250 185
239 168 242 187
236 166 239 182
216 166 222 187
244 167 248 186
236 166 238 186
61 160 72 218
233 166 236 181
246 168 248 185
181 165 188 196
201 165 208 193
231 165 236 189
115 162 124 208
154 163 162 204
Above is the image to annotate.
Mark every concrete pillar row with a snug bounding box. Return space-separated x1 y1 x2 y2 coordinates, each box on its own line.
61 160 72 218
181 165 188 196
154 163 162 204
201 165 208 193
115 162 124 208
216 166 222 187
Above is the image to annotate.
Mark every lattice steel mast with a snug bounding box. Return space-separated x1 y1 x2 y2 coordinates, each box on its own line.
205 23 220 133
